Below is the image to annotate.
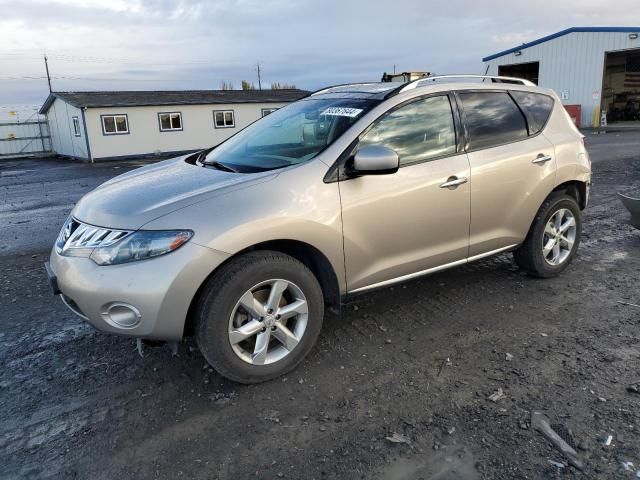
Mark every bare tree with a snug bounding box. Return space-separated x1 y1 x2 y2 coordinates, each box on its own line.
220 81 234 90
241 80 256 90
271 82 297 90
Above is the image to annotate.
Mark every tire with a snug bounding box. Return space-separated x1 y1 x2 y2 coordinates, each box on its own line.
514 192 582 278
194 250 324 384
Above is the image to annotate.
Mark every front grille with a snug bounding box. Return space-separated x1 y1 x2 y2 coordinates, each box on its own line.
56 217 132 256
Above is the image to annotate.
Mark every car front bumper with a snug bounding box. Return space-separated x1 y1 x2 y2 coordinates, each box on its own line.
46 242 229 340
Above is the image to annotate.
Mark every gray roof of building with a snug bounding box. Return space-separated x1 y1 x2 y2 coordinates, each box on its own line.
39 89 310 114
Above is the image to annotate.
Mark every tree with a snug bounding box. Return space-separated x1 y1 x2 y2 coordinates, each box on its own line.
241 80 256 90
271 82 296 90
220 81 234 90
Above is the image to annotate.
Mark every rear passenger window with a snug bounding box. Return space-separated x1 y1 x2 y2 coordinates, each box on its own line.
459 92 528 150
510 91 554 134
359 95 457 166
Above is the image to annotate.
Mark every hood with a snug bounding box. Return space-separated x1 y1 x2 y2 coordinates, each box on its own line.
72 155 277 230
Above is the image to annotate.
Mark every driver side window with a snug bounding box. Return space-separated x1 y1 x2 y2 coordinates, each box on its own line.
359 95 457 166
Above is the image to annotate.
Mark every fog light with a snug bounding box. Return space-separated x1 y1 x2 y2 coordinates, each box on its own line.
102 303 141 329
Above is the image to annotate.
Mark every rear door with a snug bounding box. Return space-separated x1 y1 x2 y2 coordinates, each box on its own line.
457 90 556 257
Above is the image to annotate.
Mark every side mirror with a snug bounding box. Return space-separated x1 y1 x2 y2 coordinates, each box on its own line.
350 145 399 176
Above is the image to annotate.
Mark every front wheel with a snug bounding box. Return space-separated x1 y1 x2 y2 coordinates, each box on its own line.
195 251 324 384
514 193 582 278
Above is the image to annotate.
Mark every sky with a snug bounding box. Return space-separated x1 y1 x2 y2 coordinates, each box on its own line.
1 0 639 108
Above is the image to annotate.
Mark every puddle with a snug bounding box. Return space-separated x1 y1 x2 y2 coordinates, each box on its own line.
0 169 32 177
591 249 631 271
378 447 479 480
40 322 94 347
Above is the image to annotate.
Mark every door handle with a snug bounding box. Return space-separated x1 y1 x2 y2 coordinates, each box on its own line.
440 176 468 189
532 154 552 164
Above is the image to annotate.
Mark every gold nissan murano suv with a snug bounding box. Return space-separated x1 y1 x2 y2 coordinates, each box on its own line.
46 75 591 383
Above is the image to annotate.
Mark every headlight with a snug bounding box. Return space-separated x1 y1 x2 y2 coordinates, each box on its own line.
89 230 193 266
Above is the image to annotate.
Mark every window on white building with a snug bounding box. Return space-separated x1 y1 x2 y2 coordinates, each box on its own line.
101 114 129 135
213 110 235 128
261 108 279 117
159 112 182 131
72 116 81 137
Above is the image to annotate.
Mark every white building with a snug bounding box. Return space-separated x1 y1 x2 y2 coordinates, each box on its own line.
482 27 640 127
38 89 309 161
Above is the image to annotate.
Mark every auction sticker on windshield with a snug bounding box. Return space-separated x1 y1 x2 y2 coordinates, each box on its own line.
320 107 363 118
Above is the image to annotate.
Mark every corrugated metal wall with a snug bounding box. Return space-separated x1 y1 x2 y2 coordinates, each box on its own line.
0 109 51 158
483 32 640 127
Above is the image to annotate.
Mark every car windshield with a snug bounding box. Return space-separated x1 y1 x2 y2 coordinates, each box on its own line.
203 97 379 173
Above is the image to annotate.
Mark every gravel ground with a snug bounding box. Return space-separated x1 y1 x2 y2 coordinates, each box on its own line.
1 132 639 480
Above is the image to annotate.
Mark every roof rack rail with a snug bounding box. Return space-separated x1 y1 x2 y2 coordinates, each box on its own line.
310 82 385 96
399 75 536 93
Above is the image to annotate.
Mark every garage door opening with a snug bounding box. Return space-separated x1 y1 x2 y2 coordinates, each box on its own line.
498 62 540 85
602 48 640 124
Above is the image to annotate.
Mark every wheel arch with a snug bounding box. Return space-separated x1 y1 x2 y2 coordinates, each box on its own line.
518 180 587 250
552 180 587 210
183 239 342 337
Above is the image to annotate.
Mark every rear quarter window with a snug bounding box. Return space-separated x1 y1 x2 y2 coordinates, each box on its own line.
459 91 528 150
510 91 555 135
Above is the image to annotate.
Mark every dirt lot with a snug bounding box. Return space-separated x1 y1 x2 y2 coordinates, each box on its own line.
1 132 640 480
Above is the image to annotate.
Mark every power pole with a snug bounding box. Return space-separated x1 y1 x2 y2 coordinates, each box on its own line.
44 55 52 93
256 62 262 90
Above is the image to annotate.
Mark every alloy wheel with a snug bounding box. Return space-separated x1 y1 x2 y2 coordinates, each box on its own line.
228 279 308 365
542 208 577 266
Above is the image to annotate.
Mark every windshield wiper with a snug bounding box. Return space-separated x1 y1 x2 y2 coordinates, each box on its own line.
197 149 238 173
205 160 238 173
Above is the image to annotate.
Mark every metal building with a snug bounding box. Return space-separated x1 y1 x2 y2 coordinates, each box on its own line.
482 27 640 128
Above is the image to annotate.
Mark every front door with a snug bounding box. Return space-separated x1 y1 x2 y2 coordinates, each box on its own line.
339 94 471 292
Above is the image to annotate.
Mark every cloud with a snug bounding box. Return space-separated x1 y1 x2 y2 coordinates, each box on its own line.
1 0 639 105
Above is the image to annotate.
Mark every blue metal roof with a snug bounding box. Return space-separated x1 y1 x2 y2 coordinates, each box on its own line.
482 26 640 62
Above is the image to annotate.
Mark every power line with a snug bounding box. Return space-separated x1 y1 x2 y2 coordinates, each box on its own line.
0 75 202 82
0 76 49 79
0 52 225 67
60 76 188 81
48 54 215 66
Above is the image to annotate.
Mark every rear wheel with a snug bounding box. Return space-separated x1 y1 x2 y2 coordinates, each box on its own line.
195 251 324 384
514 193 582 278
